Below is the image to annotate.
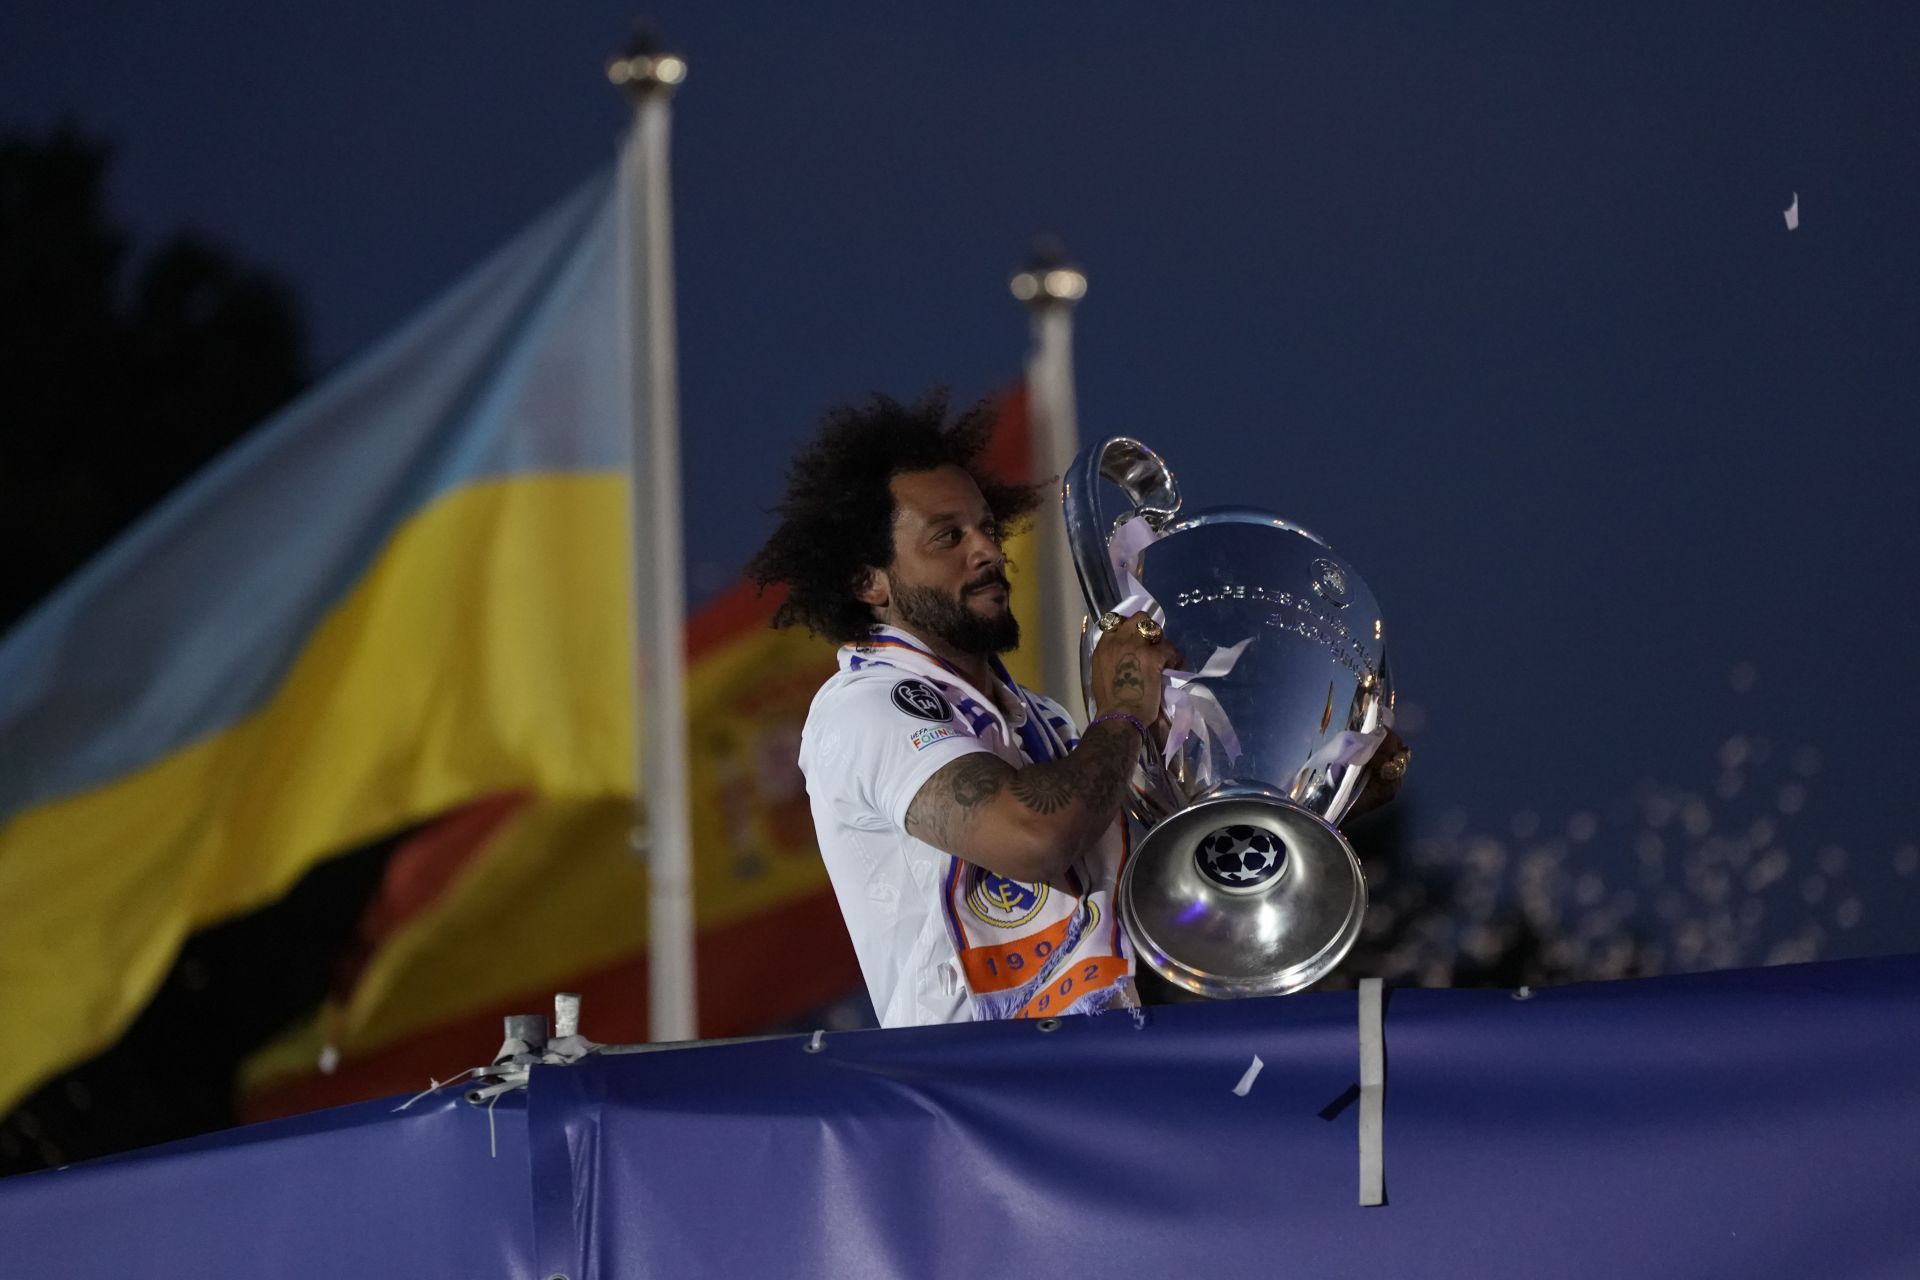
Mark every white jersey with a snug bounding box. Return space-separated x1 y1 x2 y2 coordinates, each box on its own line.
798 625 1135 1028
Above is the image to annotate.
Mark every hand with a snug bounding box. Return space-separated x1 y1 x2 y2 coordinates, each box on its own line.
1350 726 1409 818
1088 611 1182 725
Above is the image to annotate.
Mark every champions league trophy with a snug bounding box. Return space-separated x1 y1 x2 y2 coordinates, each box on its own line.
1064 438 1394 998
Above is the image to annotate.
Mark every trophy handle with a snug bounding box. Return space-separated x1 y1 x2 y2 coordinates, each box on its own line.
1061 436 1182 618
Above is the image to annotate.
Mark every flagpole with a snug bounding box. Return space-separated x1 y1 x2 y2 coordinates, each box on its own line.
1009 240 1088 720
609 36 696 1043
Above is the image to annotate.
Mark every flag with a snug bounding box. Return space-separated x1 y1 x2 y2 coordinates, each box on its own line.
0 168 637 1117
235 388 1049 1117
235 581 864 1117
981 382 1049 693
0 128 1056 1125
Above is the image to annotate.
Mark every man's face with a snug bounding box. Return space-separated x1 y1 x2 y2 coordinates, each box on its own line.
868 465 1019 656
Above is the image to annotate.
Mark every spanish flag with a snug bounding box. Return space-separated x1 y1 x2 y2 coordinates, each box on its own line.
234 579 861 1118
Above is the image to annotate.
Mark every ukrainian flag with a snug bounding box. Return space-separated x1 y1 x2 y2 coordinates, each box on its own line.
0 169 638 1115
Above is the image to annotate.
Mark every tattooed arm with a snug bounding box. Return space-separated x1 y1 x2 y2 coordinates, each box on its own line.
903 613 1178 882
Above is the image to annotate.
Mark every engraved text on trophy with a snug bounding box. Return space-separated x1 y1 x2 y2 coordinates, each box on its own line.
1171 583 1376 678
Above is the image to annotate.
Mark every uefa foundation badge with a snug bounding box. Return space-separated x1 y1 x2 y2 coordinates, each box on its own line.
910 725 958 751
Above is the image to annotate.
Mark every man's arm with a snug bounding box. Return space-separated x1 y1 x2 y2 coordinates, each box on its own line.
903 615 1176 882
903 720 1143 882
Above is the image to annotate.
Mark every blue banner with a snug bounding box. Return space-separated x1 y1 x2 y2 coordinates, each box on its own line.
6 954 1916 1278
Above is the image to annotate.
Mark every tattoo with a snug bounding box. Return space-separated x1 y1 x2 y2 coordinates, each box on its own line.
903 722 1143 864
949 755 1007 808
1009 720 1139 820
906 753 1010 848
1106 656 1147 715
1009 768 1076 814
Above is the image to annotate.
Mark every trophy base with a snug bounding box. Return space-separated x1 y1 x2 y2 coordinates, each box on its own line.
1119 791 1366 1000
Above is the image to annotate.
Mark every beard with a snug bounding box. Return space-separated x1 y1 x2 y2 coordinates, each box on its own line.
891 575 1021 657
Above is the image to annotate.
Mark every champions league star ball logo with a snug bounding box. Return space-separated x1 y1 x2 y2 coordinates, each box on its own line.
1194 824 1287 892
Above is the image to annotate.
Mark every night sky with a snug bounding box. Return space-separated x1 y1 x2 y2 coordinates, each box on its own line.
7 2 1918 968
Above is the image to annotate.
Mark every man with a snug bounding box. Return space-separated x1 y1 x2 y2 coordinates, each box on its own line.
748 391 1178 1026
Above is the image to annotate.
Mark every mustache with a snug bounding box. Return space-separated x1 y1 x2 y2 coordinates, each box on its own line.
964 570 1010 593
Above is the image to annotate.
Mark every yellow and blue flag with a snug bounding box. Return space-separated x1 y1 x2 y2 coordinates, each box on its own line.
1 132 1053 1123
0 169 638 1115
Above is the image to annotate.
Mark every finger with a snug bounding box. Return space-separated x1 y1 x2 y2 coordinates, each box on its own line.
1126 611 1168 648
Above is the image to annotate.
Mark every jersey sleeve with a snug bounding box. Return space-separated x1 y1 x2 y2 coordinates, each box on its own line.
813 671 998 832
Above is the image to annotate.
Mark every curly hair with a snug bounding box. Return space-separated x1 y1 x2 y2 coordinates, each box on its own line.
747 390 1043 644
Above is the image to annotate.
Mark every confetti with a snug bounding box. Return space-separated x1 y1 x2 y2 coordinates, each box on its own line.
1784 192 1799 230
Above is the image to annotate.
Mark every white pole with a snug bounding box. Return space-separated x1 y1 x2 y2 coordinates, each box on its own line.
1011 247 1088 720
610 42 696 1043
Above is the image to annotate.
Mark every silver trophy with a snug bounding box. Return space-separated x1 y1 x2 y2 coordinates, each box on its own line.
1064 437 1394 998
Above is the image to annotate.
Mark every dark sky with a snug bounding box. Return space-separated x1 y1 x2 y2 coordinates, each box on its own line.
7 2 1919 965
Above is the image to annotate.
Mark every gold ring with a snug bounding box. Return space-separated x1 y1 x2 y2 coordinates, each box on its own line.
1378 750 1409 781
1097 612 1123 632
1135 617 1163 644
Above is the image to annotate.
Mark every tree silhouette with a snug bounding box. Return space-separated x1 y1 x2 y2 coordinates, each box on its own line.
0 122 321 1176
0 123 308 633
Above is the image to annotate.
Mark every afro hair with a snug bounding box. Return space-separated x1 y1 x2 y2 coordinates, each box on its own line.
747 390 1042 645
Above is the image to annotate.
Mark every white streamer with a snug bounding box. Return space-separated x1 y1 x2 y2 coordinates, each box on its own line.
1358 978 1385 1206
1164 638 1252 769
1107 515 1161 607
1102 517 1252 780
392 1077 452 1113
1110 584 1251 781
393 1063 492 1112
1231 1054 1265 1097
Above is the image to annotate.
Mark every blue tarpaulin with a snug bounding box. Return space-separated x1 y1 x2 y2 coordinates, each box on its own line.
5 954 1917 1278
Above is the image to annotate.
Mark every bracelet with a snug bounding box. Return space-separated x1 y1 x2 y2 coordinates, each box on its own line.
1086 711 1153 751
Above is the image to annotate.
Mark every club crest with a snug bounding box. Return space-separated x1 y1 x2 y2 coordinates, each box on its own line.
891 678 952 722
966 868 1048 927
